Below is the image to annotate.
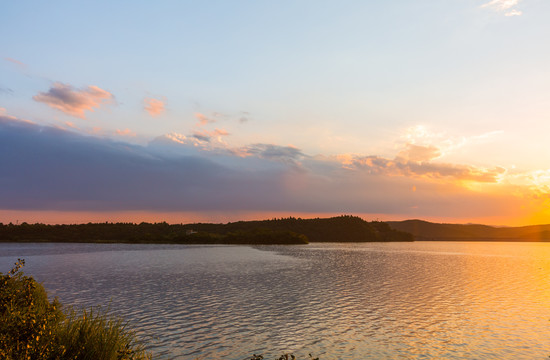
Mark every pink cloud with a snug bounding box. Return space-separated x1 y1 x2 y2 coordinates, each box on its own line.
4 57 26 68
115 128 137 137
0 108 32 123
144 98 165 117
192 128 230 143
194 112 214 126
33 83 113 119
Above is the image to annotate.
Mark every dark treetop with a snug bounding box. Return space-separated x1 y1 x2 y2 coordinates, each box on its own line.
0 216 413 244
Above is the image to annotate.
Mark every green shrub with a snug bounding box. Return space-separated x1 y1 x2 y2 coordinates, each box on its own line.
0 259 65 359
0 259 151 360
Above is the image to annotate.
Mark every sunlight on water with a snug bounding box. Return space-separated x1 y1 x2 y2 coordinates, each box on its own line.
1 242 550 359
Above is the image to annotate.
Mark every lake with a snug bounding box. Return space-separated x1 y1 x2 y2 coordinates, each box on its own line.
1 241 549 359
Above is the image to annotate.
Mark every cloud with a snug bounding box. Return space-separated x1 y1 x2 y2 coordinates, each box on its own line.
0 115 542 222
482 0 519 10
64 121 77 129
0 116 288 212
398 125 504 162
239 111 251 123
195 112 214 126
4 57 26 69
191 128 230 144
144 98 165 117
163 132 187 145
505 9 522 16
33 83 113 119
396 143 441 163
0 87 14 95
481 0 522 15
0 108 28 123
344 153 505 183
232 144 304 163
115 128 137 137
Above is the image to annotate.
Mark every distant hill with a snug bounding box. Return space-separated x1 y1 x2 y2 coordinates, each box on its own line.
0 216 413 244
387 220 550 241
185 215 413 242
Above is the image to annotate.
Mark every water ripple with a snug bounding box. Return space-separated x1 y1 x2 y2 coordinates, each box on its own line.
2 242 550 359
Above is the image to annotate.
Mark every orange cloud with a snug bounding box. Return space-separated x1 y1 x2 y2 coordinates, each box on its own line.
144 98 165 117
33 83 113 119
396 143 441 163
342 154 506 183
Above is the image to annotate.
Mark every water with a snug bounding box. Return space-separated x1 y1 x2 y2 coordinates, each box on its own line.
1 241 550 359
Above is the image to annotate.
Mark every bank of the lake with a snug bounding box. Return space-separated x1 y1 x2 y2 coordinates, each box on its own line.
0 216 413 244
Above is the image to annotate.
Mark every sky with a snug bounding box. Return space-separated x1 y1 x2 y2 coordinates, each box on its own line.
1 0 549 226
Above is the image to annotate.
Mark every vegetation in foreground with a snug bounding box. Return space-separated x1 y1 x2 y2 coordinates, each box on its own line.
248 354 319 360
0 259 151 360
0 215 413 244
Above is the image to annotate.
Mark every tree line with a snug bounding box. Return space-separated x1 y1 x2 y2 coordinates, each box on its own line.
0 216 413 244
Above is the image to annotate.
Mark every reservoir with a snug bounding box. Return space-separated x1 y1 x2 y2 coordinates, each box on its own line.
1 242 549 359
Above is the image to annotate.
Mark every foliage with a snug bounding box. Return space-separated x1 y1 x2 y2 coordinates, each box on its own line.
56 307 149 360
0 260 151 360
0 216 413 244
247 354 319 360
0 259 65 359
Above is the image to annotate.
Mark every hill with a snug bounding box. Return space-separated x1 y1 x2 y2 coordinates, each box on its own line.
387 220 550 241
0 216 413 244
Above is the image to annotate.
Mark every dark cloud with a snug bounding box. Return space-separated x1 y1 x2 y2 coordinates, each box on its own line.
192 133 211 142
234 144 304 163
0 116 289 212
239 111 250 123
0 87 14 95
190 129 230 144
0 116 521 219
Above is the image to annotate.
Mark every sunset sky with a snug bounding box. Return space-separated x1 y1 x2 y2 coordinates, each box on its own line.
1 0 549 226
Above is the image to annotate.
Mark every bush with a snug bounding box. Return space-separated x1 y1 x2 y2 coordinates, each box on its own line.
248 354 319 360
0 259 150 360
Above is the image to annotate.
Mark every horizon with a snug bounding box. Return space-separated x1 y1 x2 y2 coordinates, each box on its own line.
2 1 549 227
1 212 549 228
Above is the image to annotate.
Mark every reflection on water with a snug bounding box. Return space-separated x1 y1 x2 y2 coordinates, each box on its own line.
1 242 550 359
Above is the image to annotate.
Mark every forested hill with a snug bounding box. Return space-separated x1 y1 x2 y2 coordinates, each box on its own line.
387 220 550 241
0 216 413 244
187 216 413 242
